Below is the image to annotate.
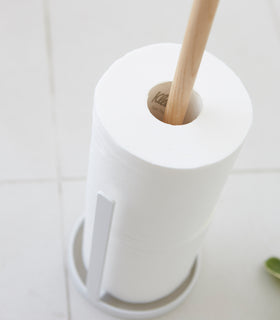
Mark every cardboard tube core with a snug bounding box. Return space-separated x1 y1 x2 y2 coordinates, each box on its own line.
147 81 203 125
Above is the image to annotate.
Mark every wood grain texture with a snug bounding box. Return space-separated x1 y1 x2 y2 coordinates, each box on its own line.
163 0 220 125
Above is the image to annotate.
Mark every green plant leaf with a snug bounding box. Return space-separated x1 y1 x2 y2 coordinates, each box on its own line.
265 257 280 279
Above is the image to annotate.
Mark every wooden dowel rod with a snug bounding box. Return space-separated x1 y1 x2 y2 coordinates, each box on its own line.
163 0 220 125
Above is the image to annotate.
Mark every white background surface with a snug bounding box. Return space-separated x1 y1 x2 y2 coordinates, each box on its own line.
0 0 280 319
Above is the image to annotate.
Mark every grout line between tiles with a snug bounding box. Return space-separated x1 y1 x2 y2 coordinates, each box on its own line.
43 0 55 96
268 0 280 41
43 0 72 319
62 176 86 182
0 178 57 185
0 176 86 185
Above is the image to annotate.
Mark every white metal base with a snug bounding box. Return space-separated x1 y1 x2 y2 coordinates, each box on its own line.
68 216 200 319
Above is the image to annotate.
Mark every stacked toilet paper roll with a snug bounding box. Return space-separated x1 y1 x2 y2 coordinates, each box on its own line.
83 43 252 303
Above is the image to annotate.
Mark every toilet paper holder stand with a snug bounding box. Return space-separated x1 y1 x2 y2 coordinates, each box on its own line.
68 192 200 319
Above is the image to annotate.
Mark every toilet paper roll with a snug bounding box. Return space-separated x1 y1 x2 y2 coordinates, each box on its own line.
83 43 252 303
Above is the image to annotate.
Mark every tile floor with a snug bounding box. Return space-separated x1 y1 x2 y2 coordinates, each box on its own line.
0 0 279 319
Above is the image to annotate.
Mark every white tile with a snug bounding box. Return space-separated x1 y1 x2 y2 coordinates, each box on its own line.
270 0 280 23
0 0 56 180
61 180 86 239
62 174 280 319
0 182 67 319
206 0 280 169
55 100 91 179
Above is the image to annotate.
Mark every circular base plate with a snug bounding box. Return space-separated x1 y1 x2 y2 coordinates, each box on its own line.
68 217 200 319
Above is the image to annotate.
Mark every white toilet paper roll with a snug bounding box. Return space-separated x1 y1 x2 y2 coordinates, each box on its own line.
83 43 252 303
